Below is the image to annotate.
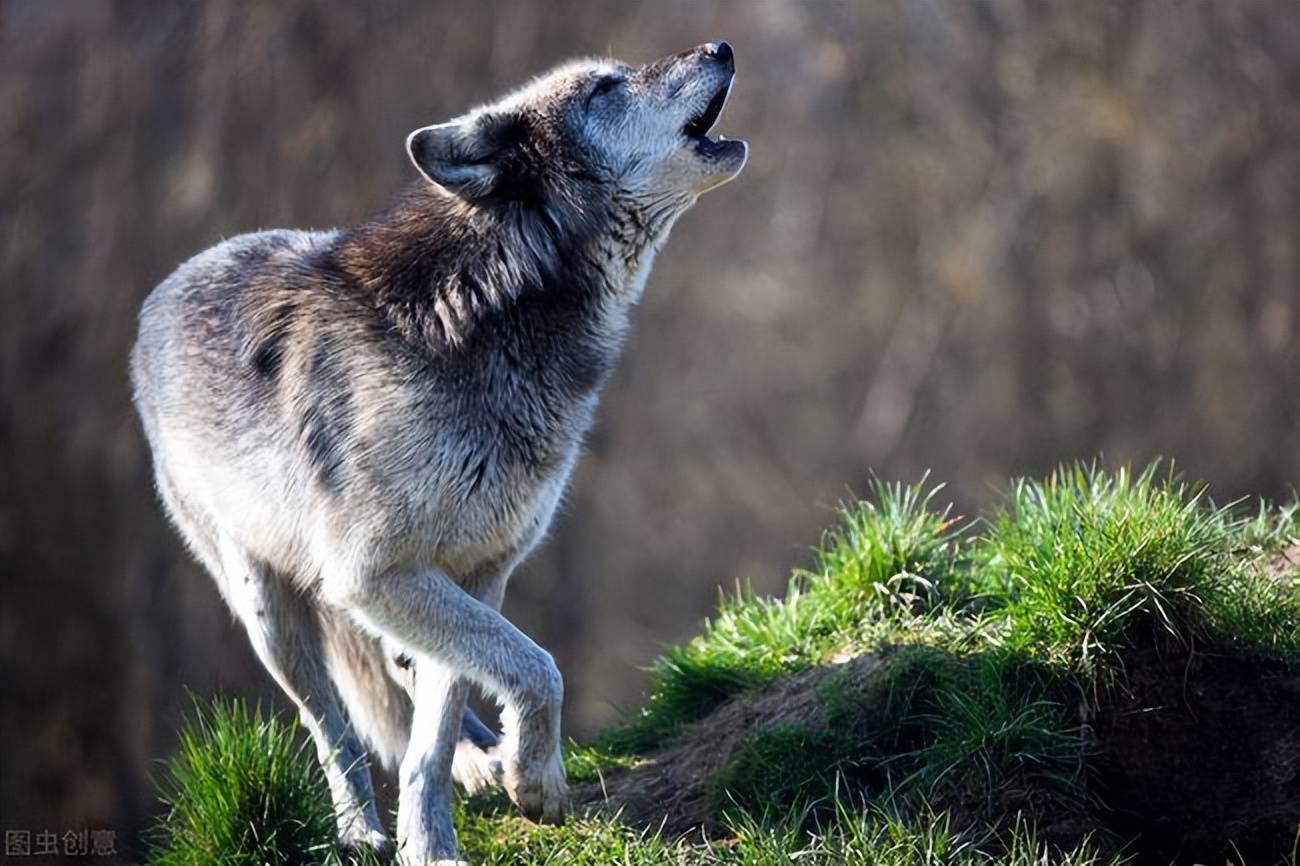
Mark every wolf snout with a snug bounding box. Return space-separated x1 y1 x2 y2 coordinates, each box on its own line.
701 41 734 66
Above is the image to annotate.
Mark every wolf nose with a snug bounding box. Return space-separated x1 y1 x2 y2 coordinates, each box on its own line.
703 41 733 65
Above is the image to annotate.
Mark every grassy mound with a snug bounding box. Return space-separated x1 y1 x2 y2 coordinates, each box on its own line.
150 463 1300 865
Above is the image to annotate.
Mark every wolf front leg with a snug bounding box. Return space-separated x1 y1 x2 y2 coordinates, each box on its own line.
218 542 392 857
325 565 567 858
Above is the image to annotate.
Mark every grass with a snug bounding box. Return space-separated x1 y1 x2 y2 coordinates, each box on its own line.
455 797 1121 866
973 465 1231 675
149 461 1300 865
897 653 1081 807
1200 500 1300 657
149 699 340 866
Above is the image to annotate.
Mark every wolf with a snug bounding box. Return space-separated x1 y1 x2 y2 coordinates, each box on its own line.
129 41 746 865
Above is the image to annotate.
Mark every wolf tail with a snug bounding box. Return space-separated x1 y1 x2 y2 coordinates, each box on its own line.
317 603 412 772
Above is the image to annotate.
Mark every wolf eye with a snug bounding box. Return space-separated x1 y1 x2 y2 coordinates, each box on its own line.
586 76 622 110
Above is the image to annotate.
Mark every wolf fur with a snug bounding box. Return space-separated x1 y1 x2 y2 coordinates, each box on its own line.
131 42 746 865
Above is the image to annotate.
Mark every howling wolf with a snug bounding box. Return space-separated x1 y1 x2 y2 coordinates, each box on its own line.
130 41 746 864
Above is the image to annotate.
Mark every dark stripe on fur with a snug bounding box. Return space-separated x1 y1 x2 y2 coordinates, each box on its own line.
300 336 354 493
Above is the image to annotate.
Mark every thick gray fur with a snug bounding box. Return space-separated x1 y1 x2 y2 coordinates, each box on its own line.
131 42 746 865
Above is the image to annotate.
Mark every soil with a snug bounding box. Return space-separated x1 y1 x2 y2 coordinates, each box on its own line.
1093 645 1300 864
1264 542 1300 584
574 655 887 836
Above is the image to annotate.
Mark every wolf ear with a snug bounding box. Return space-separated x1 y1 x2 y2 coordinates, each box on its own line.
406 119 501 199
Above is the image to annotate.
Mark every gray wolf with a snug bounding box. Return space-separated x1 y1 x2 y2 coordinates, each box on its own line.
130 41 746 865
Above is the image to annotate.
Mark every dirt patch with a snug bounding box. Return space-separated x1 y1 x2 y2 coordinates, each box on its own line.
1262 541 1300 584
1093 646 1300 864
574 655 887 835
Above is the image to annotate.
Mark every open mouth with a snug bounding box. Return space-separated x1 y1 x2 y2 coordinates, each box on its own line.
682 79 735 155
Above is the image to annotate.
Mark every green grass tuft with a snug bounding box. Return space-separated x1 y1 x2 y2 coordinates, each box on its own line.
1230 499 1299 553
563 739 639 784
1203 499 1300 658
974 462 1300 671
456 809 684 865
973 463 1230 676
900 652 1080 806
710 721 845 816
813 474 968 608
148 698 339 866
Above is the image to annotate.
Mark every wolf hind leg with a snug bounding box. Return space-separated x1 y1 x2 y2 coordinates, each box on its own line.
219 539 392 857
386 648 503 795
316 609 500 791
451 705 505 794
318 603 413 772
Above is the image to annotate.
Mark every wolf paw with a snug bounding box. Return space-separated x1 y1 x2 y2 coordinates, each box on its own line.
396 855 466 866
452 739 504 794
338 825 395 863
502 742 568 825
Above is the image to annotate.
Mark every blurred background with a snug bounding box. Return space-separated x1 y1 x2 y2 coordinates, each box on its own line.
2 0 1297 859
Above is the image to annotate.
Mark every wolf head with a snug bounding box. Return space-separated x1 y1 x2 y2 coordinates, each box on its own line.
406 42 747 240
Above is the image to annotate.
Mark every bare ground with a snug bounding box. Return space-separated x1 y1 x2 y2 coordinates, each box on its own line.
574 655 888 835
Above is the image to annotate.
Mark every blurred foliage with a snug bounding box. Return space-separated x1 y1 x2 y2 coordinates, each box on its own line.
2 1 1297 860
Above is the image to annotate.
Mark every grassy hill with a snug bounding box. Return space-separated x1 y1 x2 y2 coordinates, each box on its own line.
148 463 1300 865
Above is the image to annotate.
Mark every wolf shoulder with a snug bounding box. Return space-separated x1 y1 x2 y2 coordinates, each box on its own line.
133 228 340 374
